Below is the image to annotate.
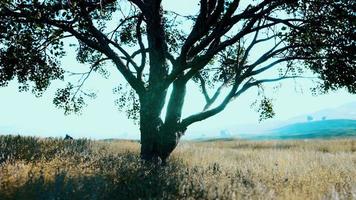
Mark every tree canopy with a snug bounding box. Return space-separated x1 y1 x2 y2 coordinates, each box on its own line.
1 0 355 161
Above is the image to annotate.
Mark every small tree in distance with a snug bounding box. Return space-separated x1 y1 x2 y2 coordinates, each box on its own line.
0 0 355 163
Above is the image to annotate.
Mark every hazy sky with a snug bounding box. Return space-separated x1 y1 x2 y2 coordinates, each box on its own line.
0 1 355 139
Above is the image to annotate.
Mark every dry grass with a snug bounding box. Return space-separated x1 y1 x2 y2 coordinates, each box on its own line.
174 139 356 199
1 135 356 199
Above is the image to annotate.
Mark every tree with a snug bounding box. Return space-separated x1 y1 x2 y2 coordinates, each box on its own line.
0 0 355 163
307 116 313 122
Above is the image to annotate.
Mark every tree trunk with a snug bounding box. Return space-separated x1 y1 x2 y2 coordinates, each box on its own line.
140 129 184 164
157 125 185 163
140 116 185 164
140 118 161 162
139 90 185 164
139 90 164 162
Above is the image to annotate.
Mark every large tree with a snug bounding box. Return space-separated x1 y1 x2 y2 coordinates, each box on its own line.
0 0 355 163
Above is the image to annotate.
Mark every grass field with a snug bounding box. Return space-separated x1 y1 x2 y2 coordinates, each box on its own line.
1 135 356 199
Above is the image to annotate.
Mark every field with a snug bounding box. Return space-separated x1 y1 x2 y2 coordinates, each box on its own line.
1 135 356 199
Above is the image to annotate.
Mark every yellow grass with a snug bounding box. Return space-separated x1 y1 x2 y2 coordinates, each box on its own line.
174 139 356 199
1 135 356 199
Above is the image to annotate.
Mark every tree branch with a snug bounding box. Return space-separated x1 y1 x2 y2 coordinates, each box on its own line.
71 58 109 100
203 83 224 111
197 74 211 103
180 74 243 128
135 14 146 78
75 9 146 94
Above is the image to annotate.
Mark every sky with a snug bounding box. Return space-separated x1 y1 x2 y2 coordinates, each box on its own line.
0 0 355 139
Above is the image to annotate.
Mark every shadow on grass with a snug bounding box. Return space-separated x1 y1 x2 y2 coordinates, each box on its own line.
0 136 193 199
0 135 257 199
0 154 187 200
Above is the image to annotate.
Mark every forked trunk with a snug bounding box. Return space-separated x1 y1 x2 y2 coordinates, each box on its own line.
140 119 184 164
139 90 185 164
158 124 185 162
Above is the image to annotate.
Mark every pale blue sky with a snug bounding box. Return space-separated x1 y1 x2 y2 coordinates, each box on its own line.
0 1 355 139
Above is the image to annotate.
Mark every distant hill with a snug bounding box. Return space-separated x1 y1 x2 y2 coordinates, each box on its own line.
287 101 356 123
250 119 356 140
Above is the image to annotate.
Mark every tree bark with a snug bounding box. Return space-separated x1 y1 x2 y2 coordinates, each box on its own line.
139 115 185 164
139 117 162 162
139 90 165 162
139 86 186 164
139 118 185 164
138 1 184 164
157 126 185 164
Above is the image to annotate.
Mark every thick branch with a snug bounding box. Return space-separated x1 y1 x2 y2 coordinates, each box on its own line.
164 78 186 127
143 0 169 88
79 11 146 94
203 83 224 111
197 74 211 103
180 74 307 128
136 14 146 77
180 74 242 128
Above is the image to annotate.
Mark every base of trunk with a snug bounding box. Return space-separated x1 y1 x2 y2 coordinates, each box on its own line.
140 132 160 162
140 129 185 165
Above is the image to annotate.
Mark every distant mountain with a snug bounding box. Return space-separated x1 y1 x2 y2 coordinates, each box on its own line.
247 119 356 140
194 101 356 140
287 101 356 123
